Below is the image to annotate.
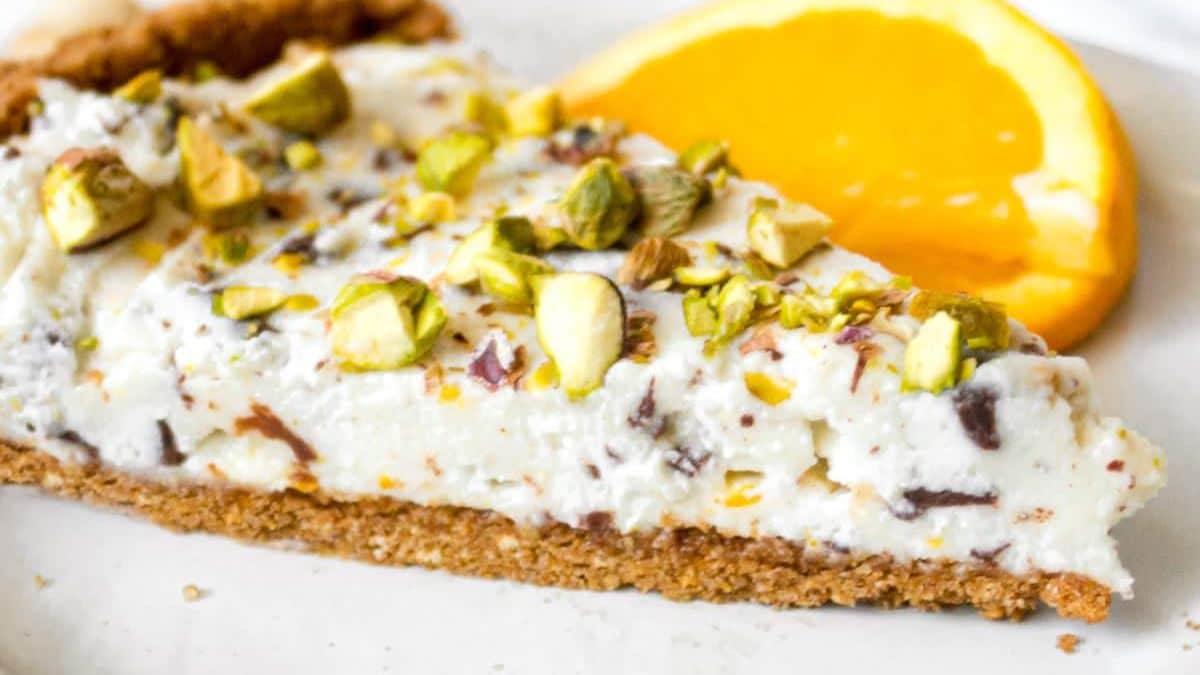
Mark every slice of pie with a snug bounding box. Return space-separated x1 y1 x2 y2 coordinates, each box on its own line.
0 0 1165 623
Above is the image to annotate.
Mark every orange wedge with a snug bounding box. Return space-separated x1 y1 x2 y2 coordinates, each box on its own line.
562 0 1136 350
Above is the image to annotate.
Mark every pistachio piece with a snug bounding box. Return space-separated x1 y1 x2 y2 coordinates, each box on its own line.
244 53 351 135
505 86 562 137
532 222 569 252
212 286 287 320
560 158 638 250
902 311 962 394
284 140 322 171
682 290 718 337
623 165 709 239
754 283 782 308
462 91 508 137
408 192 456 223
909 290 1010 351
678 139 731 176
416 132 492 197
673 266 730 287
331 274 446 371
475 250 555 305
444 216 535 285
746 199 832 268
533 272 626 399
113 69 162 104
830 271 883 310
779 293 806 330
744 372 794 406
40 147 155 253
712 274 756 346
617 237 692 289
177 117 263 229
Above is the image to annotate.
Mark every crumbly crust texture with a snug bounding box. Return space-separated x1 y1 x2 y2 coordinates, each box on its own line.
0 442 1111 622
0 0 452 138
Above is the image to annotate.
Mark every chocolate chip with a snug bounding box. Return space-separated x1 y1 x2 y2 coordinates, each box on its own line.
739 414 755 428
893 488 998 521
233 402 316 463
584 463 601 480
953 385 1001 450
580 511 614 534
665 445 711 478
56 430 99 462
1107 460 1125 472
627 379 657 430
3 146 20 160
157 419 185 466
969 542 1011 563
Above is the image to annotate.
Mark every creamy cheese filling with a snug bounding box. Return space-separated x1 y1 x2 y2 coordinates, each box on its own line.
0 44 1165 593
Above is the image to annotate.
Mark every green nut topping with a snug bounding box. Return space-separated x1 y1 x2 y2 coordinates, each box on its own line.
40 147 155 253
284 140 323 171
408 192 456 223
909 290 1010 351
331 274 446 371
779 289 840 332
533 272 626 400
532 222 569 252
177 117 263 229
902 311 962 394
444 216 536 285
212 286 287 320
830 271 884 310
244 53 351 135
416 132 492 197
475 250 555 305
560 158 638 250
754 283 782 308
673 266 730 288
623 165 709 239
682 290 718 337
712 274 756 346
113 70 162 104
678 139 732 176
504 86 562 138
746 198 832 268
462 91 508 138
617 237 692 289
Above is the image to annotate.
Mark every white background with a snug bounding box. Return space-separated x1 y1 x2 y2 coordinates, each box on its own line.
2 2 1200 674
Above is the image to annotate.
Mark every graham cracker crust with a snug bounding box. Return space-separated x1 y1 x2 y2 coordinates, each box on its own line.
0 442 1112 622
0 0 453 138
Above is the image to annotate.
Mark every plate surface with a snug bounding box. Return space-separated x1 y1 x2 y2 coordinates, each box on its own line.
2 2 1200 673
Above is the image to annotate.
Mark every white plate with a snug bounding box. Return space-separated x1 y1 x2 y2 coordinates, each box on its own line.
3 3 1200 673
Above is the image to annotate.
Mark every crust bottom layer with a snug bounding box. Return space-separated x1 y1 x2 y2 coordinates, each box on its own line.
0 442 1111 622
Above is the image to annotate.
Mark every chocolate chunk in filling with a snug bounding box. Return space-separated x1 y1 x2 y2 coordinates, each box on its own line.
953 385 1001 450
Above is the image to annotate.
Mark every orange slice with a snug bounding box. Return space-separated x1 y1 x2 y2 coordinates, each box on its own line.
562 0 1136 350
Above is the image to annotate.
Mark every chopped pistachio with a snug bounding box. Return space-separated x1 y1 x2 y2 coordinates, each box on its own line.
744 372 794 406
532 222 569 252
779 293 807 330
617 237 692 289
712 275 756 346
504 86 562 137
284 140 323 171
901 311 962 394
212 286 287 320
113 69 162 104
474 250 555 305
40 147 155 253
462 90 508 137
177 117 263 229
533 272 626 399
416 132 492 197
682 290 718 337
830 271 883 310
244 53 351 135
746 199 832 268
754 283 782 308
909 290 1010 351
560 158 638 250
408 192 456 223
272 252 306 277
678 139 731 176
623 165 709 239
283 294 320 312
444 216 535 285
76 336 99 351
331 274 445 371
193 60 222 83
203 229 252 265
673 266 730 288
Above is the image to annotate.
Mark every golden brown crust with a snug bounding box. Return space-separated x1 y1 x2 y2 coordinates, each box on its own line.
0 441 1111 622
0 0 453 138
